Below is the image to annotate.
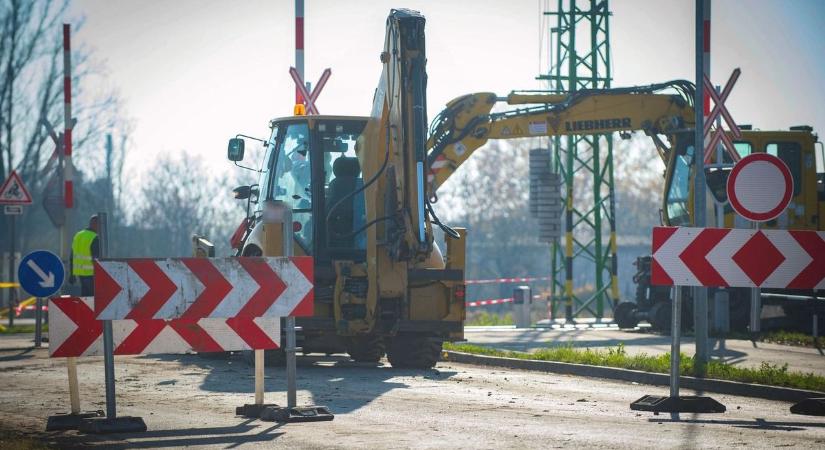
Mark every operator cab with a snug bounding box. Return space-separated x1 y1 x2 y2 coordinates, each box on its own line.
663 127 821 229
230 115 369 263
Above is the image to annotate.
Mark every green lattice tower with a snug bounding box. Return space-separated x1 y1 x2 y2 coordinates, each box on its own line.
540 0 619 322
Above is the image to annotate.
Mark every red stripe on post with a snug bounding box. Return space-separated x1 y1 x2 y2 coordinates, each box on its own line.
63 77 71 104
295 17 304 50
703 92 711 117
64 181 73 208
64 128 71 156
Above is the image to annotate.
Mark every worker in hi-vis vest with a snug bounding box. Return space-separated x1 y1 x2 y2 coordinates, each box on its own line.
70 215 100 296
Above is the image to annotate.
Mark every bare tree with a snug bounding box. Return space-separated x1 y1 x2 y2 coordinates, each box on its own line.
0 0 127 254
131 153 246 257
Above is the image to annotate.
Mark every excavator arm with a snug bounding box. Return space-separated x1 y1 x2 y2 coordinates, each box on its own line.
361 9 432 263
425 81 698 193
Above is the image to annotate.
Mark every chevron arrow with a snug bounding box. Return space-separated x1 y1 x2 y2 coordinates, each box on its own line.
94 257 314 321
652 227 825 289
50 297 102 357
50 296 281 358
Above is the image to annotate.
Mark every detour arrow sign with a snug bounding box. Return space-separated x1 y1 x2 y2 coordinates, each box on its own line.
651 227 825 289
94 257 313 321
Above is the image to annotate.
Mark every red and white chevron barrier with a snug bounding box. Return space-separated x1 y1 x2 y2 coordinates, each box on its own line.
465 276 552 285
94 257 313 320
651 227 825 289
49 297 280 357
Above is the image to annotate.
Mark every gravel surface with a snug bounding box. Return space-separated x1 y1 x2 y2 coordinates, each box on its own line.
0 336 823 448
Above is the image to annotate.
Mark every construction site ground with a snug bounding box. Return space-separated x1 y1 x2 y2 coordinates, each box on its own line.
1 334 824 449
464 325 825 377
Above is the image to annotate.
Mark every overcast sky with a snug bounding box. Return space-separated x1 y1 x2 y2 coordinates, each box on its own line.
69 0 825 180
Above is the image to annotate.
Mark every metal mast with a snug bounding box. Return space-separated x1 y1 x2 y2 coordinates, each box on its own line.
540 0 618 322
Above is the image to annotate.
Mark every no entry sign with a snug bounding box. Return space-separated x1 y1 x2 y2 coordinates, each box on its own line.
726 153 793 222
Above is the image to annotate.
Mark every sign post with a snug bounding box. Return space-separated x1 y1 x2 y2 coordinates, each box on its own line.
726 153 794 335
79 212 148 434
1 170 33 328
692 0 711 372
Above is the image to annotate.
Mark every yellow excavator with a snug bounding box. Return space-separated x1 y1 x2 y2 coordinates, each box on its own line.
227 9 464 368
423 84 824 331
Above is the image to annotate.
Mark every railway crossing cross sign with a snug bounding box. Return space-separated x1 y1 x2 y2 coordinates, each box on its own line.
702 69 742 164
289 67 331 115
726 153 793 222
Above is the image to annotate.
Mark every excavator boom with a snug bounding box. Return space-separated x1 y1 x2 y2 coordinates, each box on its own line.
426 81 698 192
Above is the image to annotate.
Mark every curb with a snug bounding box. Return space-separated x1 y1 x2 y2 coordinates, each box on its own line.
443 350 824 403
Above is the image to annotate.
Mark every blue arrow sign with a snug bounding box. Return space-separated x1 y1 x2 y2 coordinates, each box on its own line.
18 250 65 298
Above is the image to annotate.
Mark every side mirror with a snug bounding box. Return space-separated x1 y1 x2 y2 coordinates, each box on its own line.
228 138 245 161
233 185 252 200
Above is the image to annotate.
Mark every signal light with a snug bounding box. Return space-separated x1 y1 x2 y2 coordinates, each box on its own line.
294 103 306 116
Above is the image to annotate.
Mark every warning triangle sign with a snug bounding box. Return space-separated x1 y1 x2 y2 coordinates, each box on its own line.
0 171 33 205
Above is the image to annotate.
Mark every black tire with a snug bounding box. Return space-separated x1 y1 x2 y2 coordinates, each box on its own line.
614 302 639 329
346 335 386 363
648 301 671 331
386 335 442 369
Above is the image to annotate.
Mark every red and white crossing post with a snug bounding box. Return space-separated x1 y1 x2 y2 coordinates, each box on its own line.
295 0 305 105
63 24 73 209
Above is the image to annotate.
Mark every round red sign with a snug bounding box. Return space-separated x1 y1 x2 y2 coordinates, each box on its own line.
726 153 793 222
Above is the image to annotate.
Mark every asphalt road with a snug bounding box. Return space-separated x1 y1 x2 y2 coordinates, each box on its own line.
464 326 825 376
0 337 823 449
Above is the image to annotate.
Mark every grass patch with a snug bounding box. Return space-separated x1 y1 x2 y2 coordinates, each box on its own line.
466 312 514 326
444 342 825 392
760 330 823 348
0 324 48 334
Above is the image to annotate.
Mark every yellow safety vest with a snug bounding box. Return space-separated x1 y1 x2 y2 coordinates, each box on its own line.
72 229 97 276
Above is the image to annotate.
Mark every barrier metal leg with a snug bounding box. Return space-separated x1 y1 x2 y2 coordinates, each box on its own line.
34 297 42 348
630 287 726 414
261 317 333 422
79 212 146 434
259 202 333 423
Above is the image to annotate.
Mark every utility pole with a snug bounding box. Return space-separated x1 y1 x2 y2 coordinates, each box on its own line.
693 0 710 370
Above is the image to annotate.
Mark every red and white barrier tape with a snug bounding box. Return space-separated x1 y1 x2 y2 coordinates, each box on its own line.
466 294 544 308
464 276 551 285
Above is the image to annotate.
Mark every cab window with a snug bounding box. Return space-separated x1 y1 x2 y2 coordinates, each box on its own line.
271 122 313 252
257 126 279 202
767 142 801 195
665 145 694 226
319 121 367 250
